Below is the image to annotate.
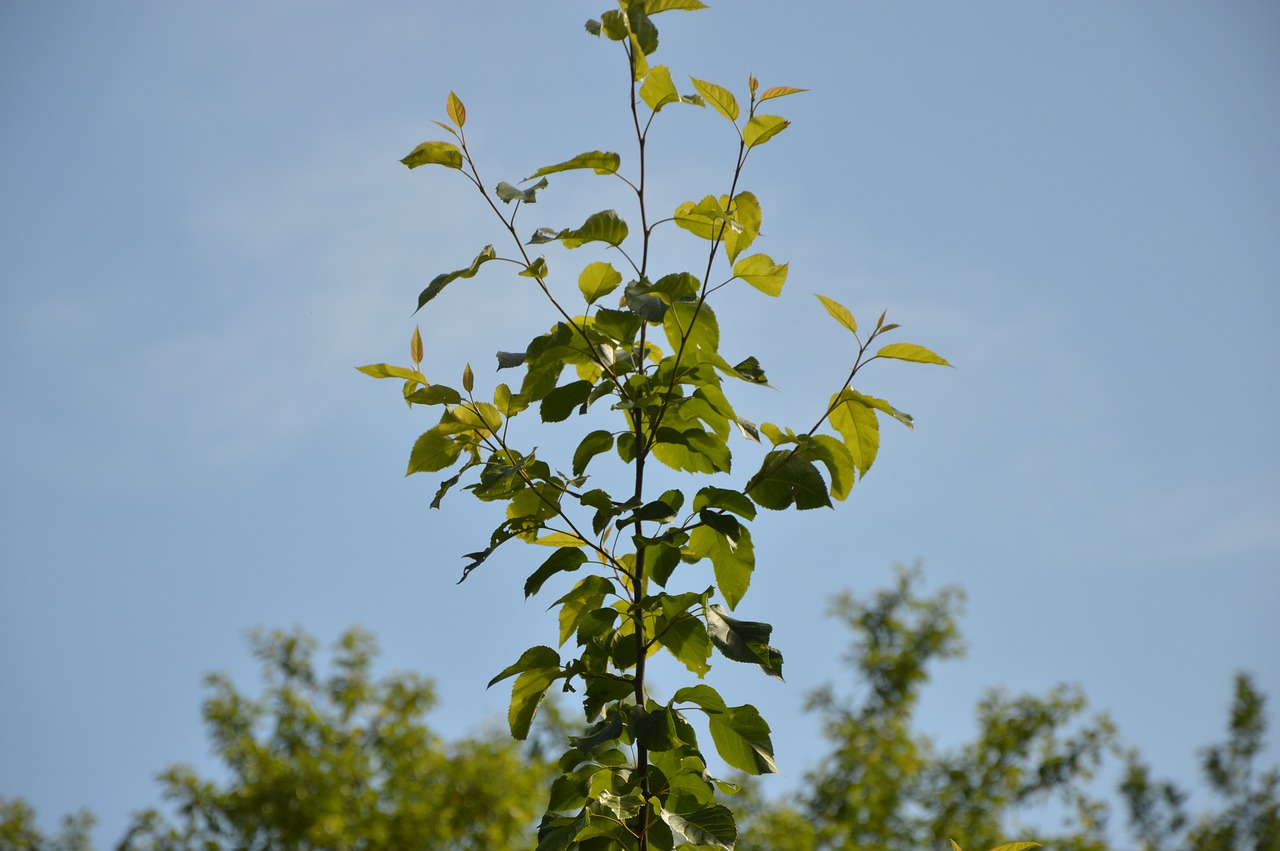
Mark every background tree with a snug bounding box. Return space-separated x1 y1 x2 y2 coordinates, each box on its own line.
0 800 93 851
111 627 556 851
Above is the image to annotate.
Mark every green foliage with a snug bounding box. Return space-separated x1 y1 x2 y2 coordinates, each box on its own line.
737 566 1113 851
112 627 555 851
0 800 94 851
363 3 947 848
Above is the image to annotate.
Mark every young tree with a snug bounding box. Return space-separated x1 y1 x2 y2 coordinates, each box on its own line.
113 628 555 851
362 3 948 848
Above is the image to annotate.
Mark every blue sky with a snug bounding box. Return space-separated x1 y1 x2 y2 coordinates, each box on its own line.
2 1 1277 845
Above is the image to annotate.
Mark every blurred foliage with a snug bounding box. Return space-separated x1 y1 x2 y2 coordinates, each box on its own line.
3 572 1276 850
90 626 550 851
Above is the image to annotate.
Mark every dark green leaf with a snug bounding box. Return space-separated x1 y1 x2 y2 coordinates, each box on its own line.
570 710 624 752
705 604 783 680
573 430 615 476
540 380 594 422
659 804 736 849
495 351 526 369
405 384 462 406
488 645 560 688
729 356 770 385
416 245 496 313
745 450 832 511
524 547 589 599
801 433 856 500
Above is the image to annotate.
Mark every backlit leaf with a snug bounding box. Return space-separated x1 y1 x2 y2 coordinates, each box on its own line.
688 526 754 610
644 0 708 12
557 210 629 249
690 77 739 122
400 140 463 170
733 253 788 296
578 261 623 305
876 342 952 366
707 703 779 775
758 85 808 102
446 91 466 127
829 390 881 476
355 363 427 383
640 64 680 112
815 293 857 333
526 151 621 180
743 114 789 148
407 426 461 475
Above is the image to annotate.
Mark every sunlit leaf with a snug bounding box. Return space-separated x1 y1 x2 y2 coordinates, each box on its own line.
690 77 739 122
733 253 788 296
707 703 779 775
526 151 620 180
640 64 680 112
579 261 623 305
446 91 466 127
573 430 615 476
400 140 463 170
355 363 427 383
524 547 588 598
815 293 857 333
743 114 789 148
829 390 880 476
876 342 952 366
557 210 629 249
688 525 754 610
758 85 808 102
644 0 708 12
407 426 461 475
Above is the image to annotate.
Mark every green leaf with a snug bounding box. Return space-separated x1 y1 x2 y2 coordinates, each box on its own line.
656 610 711 677
856 392 914 429
672 683 727 714
496 177 548 204
673 195 729 241
723 191 761 262
400 140 463 169
733 253 788 296
705 604 783 679
644 0 708 12
687 526 754 611
573 430 615 476
524 547 589 599
689 77 739 121
707 703 779 775
556 210 629 249
407 426 462 475
640 65 680 112
416 245 496 313
510 661 562 741
526 151 621 180
876 342 952 366
555 575 614 647
758 85 808 102
659 805 737 849
355 363 427 383
488 644 560 688
802 433 856 501
692 486 757 521
745 450 832 511
662 301 719 361
988 843 1042 851
729 356 770 385
828 390 881 476
743 114 789 148
815 293 857 333
578 261 623 305
540 380 594 423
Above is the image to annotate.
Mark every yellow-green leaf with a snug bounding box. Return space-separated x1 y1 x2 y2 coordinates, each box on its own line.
733 253 788 296
690 77 739 122
876 342 952 366
989 844 1041 851
462 363 474 393
640 65 680 112
723 191 761 261
829 390 880 476
356 363 427 383
446 91 466 127
400 140 463 170
759 85 808 103
579 261 623 305
743 114 789 148
409 327 423 365
526 151 620 180
816 294 857 333
533 531 588 547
